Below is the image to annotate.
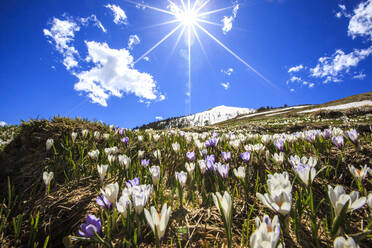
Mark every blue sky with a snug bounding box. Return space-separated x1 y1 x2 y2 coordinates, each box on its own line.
0 0 371 128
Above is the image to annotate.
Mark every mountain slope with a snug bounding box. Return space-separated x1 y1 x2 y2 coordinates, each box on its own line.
139 105 256 129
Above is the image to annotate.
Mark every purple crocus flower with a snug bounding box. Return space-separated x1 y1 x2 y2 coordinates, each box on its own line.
323 129 331 139
96 194 112 209
141 159 150 168
306 133 316 143
206 155 216 172
126 177 140 188
221 151 231 162
186 151 196 162
241 152 251 163
201 149 208 158
217 163 229 179
332 136 344 149
205 138 218 148
274 139 284 152
121 137 129 145
118 128 125 136
212 132 219 138
346 129 358 145
78 214 102 237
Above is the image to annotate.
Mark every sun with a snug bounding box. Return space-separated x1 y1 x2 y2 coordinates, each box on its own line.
177 9 198 26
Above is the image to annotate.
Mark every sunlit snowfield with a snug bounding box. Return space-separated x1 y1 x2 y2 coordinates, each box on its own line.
0 113 371 248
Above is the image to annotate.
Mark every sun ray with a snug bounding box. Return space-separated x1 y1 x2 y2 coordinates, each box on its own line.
140 19 179 30
125 0 176 16
197 6 234 17
197 18 223 27
187 24 192 114
134 24 182 64
195 23 275 87
178 0 187 11
192 24 208 60
170 25 186 56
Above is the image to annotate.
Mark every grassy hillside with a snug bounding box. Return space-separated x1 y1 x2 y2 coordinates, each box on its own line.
0 113 371 247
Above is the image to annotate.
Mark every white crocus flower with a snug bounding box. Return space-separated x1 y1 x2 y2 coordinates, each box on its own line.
101 182 119 206
116 193 132 218
185 162 195 177
256 191 292 216
250 215 281 248
175 171 187 188
149 166 161 185
46 138 54 152
198 160 207 174
172 142 180 152
272 152 284 165
107 155 116 165
71 132 77 143
233 166 245 180
256 172 292 216
118 154 131 170
153 134 161 142
334 236 359 248
88 149 100 160
144 203 172 240
267 172 292 195
94 131 100 140
293 163 317 186
103 133 110 140
138 135 143 142
153 149 161 160
367 193 372 209
97 164 108 183
212 191 233 225
348 164 369 181
138 150 145 159
82 129 88 138
328 185 366 217
133 193 147 214
43 171 54 186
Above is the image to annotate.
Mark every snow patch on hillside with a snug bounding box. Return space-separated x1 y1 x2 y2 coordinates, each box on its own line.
298 100 372 113
238 105 309 119
157 105 256 128
183 105 256 126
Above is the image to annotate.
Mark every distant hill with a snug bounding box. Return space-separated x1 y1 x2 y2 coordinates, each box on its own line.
138 91 372 130
139 105 255 129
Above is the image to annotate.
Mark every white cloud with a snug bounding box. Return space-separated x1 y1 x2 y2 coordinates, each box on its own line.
310 47 372 83
290 88 295 92
155 116 163 120
128 35 141 50
288 64 304 73
353 72 366 79
0 121 6 127
336 12 342 18
105 4 128 25
74 41 161 107
143 56 150 61
80 15 106 33
221 68 234 76
43 17 80 70
309 83 315 88
221 82 230 90
221 3 239 35
348 0 372 41
222 16 233 34
289 76 302 83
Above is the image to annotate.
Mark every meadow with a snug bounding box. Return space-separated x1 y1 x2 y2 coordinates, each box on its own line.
0 116 371 247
